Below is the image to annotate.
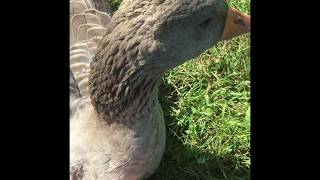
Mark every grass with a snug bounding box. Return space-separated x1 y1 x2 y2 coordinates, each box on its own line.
105 0 250 179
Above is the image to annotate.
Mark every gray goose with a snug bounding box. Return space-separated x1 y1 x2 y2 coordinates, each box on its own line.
70 0 250 179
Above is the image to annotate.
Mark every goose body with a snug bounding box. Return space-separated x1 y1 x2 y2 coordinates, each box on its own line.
70 0 250 179
70 95 165 179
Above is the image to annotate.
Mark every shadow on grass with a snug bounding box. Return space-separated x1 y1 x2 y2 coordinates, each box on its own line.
147 82 249 180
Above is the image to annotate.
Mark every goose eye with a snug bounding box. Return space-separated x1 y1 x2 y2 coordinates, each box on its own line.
199 17 213 28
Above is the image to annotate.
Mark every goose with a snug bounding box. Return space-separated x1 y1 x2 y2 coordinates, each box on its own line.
70 0 250 179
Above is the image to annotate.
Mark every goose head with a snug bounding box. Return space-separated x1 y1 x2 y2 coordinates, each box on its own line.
89 0 250 123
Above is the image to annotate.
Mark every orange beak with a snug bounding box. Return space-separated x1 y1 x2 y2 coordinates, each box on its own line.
220 7 250 41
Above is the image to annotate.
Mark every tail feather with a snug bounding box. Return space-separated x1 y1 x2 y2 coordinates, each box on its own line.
70 71 80 98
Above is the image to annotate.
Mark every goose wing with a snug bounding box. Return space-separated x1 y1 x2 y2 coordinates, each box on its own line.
69 0 112 98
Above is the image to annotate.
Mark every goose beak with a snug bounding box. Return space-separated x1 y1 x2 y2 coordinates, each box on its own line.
220 7 250 41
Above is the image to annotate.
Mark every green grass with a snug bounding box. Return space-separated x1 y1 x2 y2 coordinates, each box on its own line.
105 0 250 179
